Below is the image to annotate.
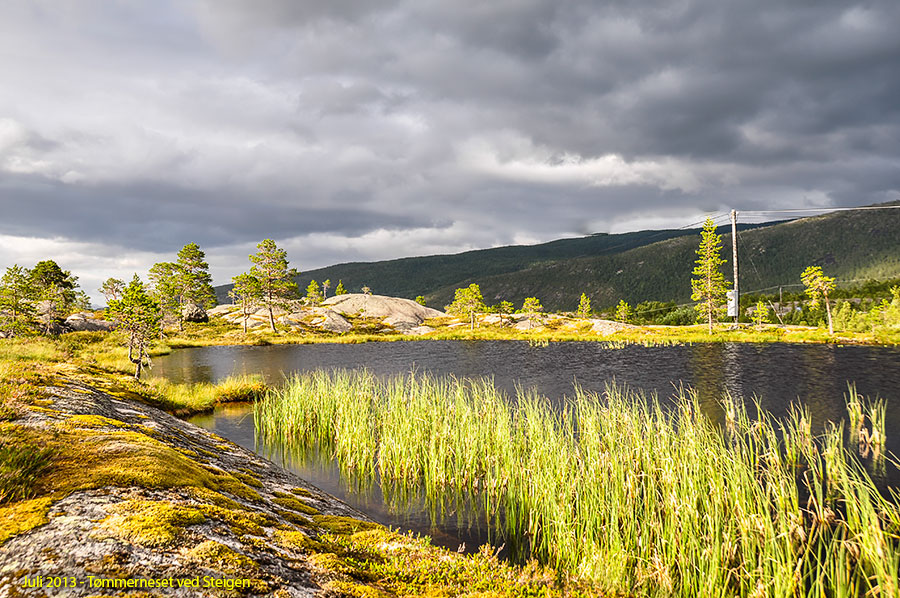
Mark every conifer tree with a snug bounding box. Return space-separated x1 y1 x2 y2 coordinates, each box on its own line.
577 293 592 319
0 265 36 336
614 300 633 324
249 239 300 332
753 300 771 328
495 300 514 325
107 275 162 379
801 265 836 334
322 279 331 299
521 297 543 329
176 242 216 309
148 261 182 330
229 273 261 334
29 260 79 332
305 280 323 304
335 280 347 295
415 295 427 306
691 217 729 334
99 278 125 305
445 284 485 330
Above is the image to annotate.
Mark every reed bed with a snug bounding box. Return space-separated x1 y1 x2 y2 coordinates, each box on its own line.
255 370 900 596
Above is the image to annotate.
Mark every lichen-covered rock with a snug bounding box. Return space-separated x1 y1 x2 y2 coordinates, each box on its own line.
312 311 352 333
322 294 444 328
0 376 370 597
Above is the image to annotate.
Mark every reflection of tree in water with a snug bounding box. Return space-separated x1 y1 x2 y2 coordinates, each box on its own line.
688 343 726 423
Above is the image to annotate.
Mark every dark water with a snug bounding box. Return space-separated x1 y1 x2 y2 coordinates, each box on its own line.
152 341 900 551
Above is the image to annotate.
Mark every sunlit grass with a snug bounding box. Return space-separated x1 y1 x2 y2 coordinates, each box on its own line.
256 370 900 596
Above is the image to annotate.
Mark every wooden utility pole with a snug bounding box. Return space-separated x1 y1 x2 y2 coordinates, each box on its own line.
731 209 739 323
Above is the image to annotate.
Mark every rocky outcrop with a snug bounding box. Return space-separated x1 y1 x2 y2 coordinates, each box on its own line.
0 375 371 596
181 303 209 323
312 311 352 333
208 295 445 334
64 313 116 332
322 294 444 329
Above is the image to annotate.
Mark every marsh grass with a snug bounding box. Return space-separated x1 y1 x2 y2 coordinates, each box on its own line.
256 370 900 596
144 374 268 414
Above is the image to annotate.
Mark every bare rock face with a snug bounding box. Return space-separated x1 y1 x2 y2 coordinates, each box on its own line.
64 313 115 332
182 303 209 323
322 294 444 329
589 319 635 335
313 310 352 333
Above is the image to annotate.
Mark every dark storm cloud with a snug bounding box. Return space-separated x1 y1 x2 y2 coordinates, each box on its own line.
1 0 899 295
0 174 433 252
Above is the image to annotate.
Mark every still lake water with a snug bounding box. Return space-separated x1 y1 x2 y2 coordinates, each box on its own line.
152 341 900 551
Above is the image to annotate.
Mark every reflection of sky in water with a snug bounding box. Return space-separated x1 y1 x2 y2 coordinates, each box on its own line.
166 341 900 551
158 341 900 450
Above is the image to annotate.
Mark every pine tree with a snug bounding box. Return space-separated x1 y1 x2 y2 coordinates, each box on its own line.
753 300 771 327
229 273 262 334
0 265 36 336
495 300 514 325
107 276 162 379
148 261 182 330
415 295 427 306
249 239 300 333
322 279 331 299
577 293 592 319
801 265 836 334
176 243 216 309
335 280 347 295
614 300 633 324
445 284 485 330
305 280 323 304
99 278 125 305
521 297 543 329
691 217 729 334
29 260 79 333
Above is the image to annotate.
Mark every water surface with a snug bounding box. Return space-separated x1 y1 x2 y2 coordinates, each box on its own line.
152 341 900 550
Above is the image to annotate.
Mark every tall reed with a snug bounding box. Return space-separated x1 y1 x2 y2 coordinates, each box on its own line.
255 370 900 596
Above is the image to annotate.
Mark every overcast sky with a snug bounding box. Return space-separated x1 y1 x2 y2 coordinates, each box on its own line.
1 1 898 302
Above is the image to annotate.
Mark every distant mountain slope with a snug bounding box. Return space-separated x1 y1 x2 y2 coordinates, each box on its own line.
214 204 900 312
425 205 900 311
214 226 764 304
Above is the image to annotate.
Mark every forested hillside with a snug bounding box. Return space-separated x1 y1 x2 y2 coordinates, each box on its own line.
213 204 900 312
425 206 900 311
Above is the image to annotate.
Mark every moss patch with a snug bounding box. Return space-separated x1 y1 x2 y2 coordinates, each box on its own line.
231 471 263 489
188 540 258 576
271 493 319 515
0 496 54 544
313 515 381 535
101 500 204 546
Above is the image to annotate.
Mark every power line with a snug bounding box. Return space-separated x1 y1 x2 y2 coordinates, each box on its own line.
738 205 900 215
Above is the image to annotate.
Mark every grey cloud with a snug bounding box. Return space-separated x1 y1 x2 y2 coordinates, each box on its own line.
1 0 899 285
0 174 438 252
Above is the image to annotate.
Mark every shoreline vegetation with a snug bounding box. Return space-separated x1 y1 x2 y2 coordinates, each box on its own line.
0 335 603 596
257 369 899 596
1 327 899 594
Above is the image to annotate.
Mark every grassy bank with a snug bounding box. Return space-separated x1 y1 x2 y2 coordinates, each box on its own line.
256 370 900 597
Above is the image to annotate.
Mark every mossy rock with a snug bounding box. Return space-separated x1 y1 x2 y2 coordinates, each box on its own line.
271 495 319 516
0 497 54 544
313 516 381 536
101 500 205 546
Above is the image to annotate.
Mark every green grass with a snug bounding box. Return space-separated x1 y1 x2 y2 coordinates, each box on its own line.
256 370 900 596
0 429 56 504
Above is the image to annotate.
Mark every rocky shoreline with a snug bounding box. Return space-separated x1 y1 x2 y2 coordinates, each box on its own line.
0 373 379 597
